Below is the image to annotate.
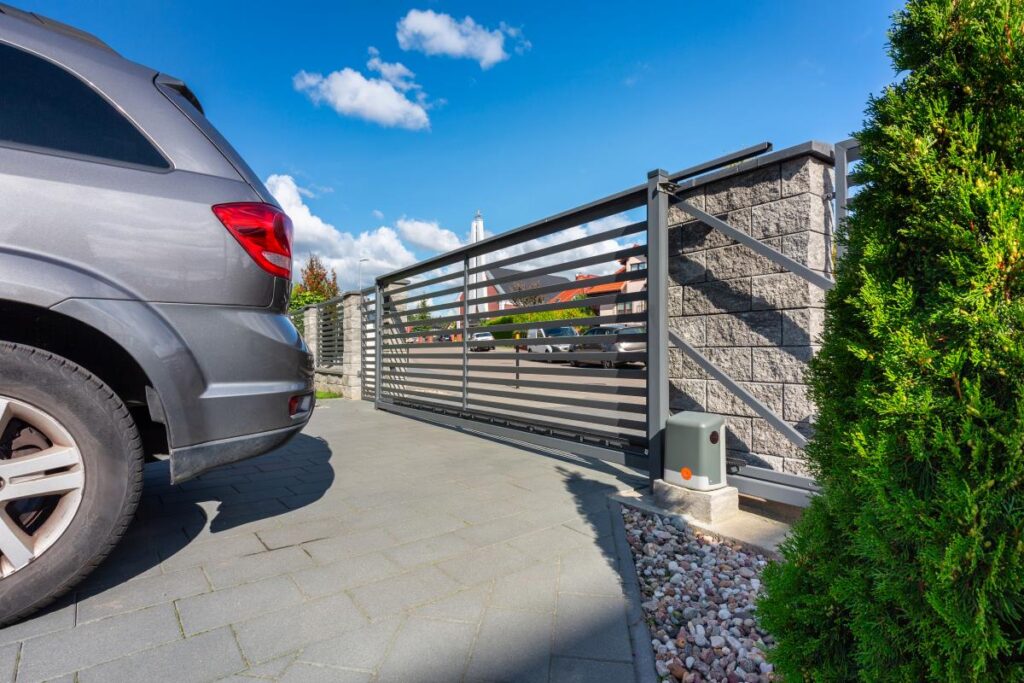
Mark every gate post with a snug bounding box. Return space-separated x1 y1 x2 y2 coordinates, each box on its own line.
374 282 383 406
646 169 670 487
462 255 470 410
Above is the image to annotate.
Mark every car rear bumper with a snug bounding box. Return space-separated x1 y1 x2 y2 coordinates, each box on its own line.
145 303 315 468
169 422 307 483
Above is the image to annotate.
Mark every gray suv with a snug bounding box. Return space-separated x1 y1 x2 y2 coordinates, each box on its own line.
0 5 313 623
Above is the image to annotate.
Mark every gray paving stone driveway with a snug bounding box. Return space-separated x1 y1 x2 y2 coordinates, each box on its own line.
0 400 648 682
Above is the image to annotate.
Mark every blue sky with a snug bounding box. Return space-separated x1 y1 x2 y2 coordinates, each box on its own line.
32 1 903 288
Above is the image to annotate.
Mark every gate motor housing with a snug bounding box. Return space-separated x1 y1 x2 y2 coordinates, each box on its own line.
663 411 727 491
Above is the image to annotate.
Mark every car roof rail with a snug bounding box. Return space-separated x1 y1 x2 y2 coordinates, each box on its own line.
0 3 118 55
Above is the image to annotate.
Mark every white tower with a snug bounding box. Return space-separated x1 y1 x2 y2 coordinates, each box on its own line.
468 211 485 316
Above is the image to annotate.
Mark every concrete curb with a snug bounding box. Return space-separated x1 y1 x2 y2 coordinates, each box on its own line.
612 492 784 561
608 499 659 683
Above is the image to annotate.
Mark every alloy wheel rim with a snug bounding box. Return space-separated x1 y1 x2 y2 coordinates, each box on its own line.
0 396 85 577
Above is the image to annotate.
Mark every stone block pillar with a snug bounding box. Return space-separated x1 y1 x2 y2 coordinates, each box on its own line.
666 147 833 478
341 292 362 399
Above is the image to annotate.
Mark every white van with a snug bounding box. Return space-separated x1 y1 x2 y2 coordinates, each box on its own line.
526 326 578 355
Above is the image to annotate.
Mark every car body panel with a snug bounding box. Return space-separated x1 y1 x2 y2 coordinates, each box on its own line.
469 331 494 352
0 9 313 481
0 146 274 306
526 327 578 354
570 325 647 366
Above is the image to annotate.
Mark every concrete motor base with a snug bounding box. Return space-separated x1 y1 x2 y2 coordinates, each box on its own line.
653 479 739 524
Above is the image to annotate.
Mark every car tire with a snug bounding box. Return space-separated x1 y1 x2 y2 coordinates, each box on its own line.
601 360 613 369
0 342 143 626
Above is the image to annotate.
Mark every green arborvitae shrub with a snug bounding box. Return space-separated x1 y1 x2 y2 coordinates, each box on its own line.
758 1 1024 680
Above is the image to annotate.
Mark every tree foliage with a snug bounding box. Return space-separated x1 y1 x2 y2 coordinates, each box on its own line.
409 299 433 332
759 1 1024 680
290 254 339 310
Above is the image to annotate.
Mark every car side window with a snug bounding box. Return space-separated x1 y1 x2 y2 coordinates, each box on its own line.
0 42 169 169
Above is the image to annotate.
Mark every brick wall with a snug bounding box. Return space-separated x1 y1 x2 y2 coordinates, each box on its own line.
666 149 833 477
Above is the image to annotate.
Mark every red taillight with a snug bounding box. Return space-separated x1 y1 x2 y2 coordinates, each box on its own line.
212 203 293 279
289 393 313 418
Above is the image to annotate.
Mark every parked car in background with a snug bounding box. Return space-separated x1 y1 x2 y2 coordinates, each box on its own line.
469 331 495 351
0 6 313 625
571 325 647 368
526 326 578 355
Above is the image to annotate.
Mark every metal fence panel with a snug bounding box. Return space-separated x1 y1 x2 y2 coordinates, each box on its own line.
288 309 304 336
317 299 344 367
371 200 652 468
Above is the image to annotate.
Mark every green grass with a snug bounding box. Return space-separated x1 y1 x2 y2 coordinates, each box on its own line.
315 390 343 400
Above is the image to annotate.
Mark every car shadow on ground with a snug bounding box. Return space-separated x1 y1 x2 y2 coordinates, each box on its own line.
68 433 335 604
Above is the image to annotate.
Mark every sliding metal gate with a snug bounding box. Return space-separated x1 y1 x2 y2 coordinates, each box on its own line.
364 144 793 483
370 199 654 470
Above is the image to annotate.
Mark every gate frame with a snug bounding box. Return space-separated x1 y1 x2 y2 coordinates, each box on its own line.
367 142 777 480
359 139 853 507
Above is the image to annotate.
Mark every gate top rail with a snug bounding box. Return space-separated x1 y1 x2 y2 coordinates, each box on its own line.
373 141 841 286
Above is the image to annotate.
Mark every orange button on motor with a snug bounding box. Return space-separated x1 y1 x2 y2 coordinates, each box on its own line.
680 467 692 480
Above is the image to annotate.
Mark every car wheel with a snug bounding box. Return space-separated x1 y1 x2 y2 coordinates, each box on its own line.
0 343 143 626
602 360 613 369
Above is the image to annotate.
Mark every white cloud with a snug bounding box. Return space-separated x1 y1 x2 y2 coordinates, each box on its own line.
293 49 430 130
372 209 385 220
266 174 418 290
396 9 528 69
486 212 640 277
366 47 418 92
396 218 463 253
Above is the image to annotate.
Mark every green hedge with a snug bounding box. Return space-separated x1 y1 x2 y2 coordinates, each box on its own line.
759 1 1024 680
481 307 594 339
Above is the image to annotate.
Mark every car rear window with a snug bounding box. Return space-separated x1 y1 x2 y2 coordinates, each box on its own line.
0 42 168 169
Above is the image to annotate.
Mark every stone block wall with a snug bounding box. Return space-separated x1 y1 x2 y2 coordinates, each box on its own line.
666 148 833 477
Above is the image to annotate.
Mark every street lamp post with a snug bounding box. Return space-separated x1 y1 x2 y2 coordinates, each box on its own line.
357 257 368 292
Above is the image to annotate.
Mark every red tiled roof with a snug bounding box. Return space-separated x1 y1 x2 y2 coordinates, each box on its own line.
549 273 597 303
584 266 626 295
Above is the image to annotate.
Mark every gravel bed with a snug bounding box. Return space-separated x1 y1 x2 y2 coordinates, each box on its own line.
621 506 776 683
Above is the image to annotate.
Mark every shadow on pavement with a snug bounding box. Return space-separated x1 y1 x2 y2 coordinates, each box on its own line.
71 433 334 602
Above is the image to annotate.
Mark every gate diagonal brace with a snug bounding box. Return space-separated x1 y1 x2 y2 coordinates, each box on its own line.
658 181 834 292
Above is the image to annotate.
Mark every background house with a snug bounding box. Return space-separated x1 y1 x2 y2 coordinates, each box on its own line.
457 266 570 316
583 252 647 317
